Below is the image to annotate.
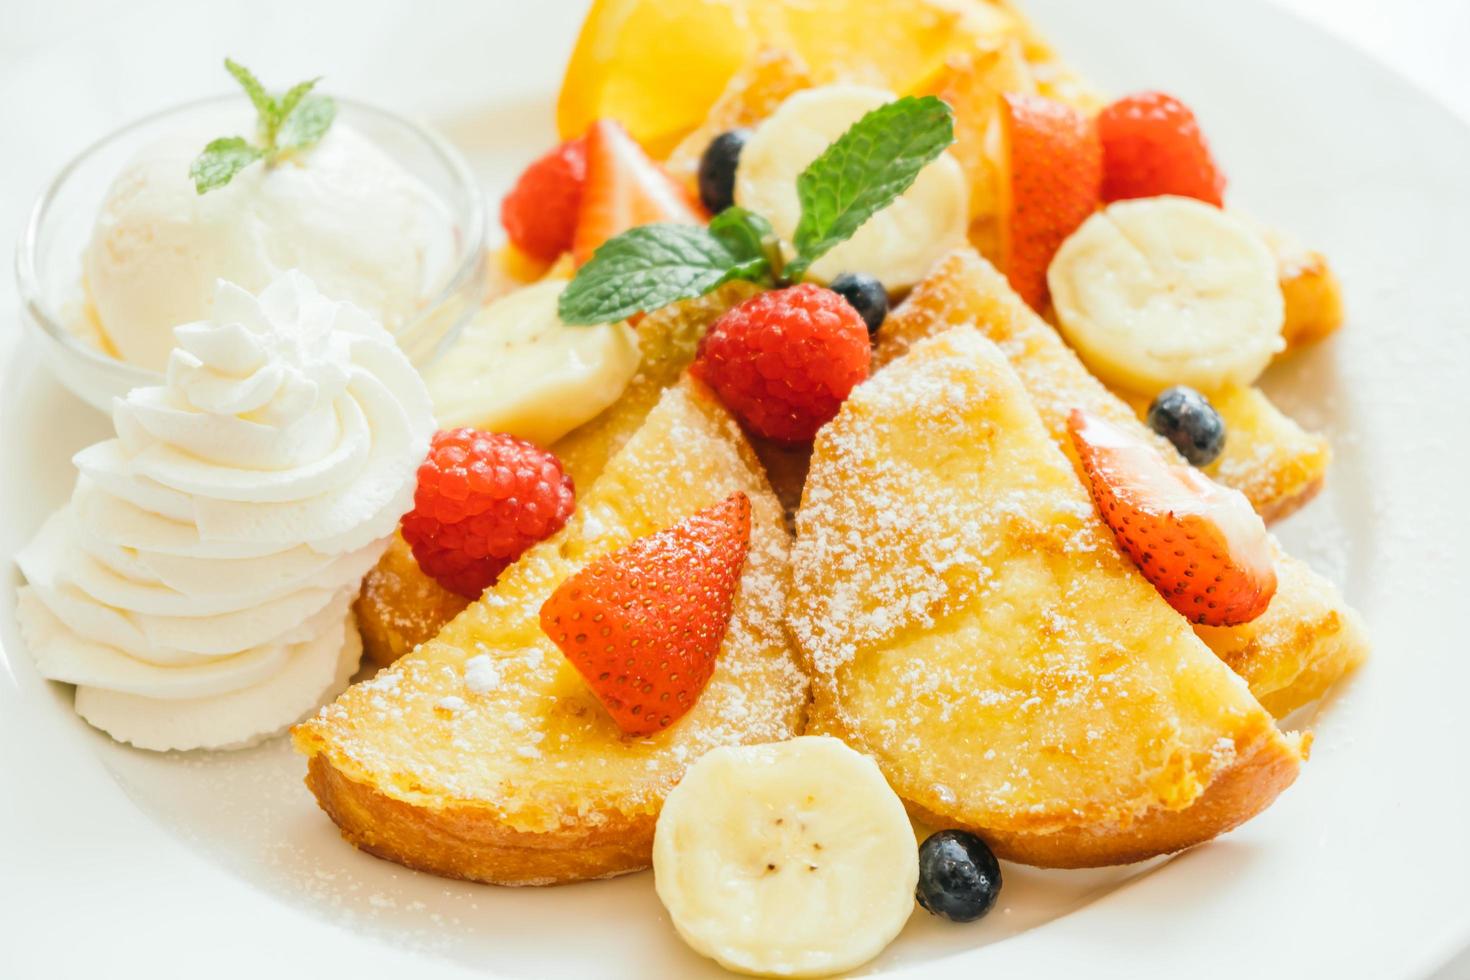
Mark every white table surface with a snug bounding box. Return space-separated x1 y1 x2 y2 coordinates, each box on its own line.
2 1 1468 976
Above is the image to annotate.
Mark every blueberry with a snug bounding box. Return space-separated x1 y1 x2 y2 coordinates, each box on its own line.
916 829 1002 923
828 272 889 337
1147 385 1226 466
697 129 751 215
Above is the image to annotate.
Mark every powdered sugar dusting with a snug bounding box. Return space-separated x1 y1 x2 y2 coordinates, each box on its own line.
790 326 1283 830
462 654 499 694
297 380 807 833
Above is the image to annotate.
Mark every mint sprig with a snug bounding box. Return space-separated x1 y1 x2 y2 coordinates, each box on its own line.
785 96 956 281
190 59 337 194
557 95 954 325
559 212 775 326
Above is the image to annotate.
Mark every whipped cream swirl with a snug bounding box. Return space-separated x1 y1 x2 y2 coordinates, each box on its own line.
16 272 433 750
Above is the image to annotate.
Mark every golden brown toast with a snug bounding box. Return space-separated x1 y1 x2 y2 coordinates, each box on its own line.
1196 552 1369 718
295 378 808 885
879 249 1366 716
789 325 1305 867
356 533 470 669
1254 225 1347 351
355 283 759 666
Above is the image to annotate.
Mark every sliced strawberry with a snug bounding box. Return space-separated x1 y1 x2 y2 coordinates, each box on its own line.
572 118 707 265
997 92 1102 311
539 492 751 736
500 136 588 262
1068 409 1276 626
1098 91 1226 206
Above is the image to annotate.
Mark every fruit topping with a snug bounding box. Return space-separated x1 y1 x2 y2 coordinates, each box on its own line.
1098 91 1226 207
916 830 1003 923
500 135 589 262
1148 385 1227 467
828 271 888 337
556 0 992 157
921 41 1035 221
996 92 1102 310
1048 196 1285 395
423 279 641 448
697 128 751 215
402 429 576 599
540 492 751 737
1068 409 1277 626
735 85 967 288
691 283 871 443
557 0 758 158
557 93 954 326
653 735 918 977
573 119 706 265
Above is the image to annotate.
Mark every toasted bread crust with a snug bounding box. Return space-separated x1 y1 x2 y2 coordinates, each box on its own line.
304 755 653 885
813 700 1304 868
913 728 1305 868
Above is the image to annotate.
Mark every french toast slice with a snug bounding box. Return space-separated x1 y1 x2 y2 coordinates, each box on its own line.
878 249 1366 716
355 283 759 666
789 325 1305 867
295 378 808 885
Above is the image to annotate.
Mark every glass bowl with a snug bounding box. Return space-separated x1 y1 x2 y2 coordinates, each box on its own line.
15 94 487 412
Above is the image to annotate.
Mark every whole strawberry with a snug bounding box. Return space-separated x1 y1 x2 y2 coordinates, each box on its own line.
691 284 871 443
1097 91 1226 206
402 428 575 599
500 136 588 262
540 492 751 737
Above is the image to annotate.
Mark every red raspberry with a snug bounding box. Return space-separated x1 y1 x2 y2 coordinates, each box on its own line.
690 284 871 443
401 429 575 598
1097 91 1226 207
499 136 588 262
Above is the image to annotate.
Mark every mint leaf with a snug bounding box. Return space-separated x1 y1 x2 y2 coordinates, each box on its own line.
278 94 337 152
709 206 778 272
277 77 320 123
559 224 770 325
190 137 265 194
224 58 277 133
194 63 336 192
555 97 953 320
785 95 954 280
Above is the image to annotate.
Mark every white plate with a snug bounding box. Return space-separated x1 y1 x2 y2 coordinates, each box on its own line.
3 1 1469 976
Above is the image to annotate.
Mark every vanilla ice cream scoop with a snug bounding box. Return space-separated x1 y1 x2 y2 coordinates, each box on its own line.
83 123 452 372
16 272 435 751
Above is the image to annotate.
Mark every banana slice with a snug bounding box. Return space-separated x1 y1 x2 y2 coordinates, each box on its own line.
735 85 968 290
1047 195 1286 395
653 736 917 978
424 279 641 446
